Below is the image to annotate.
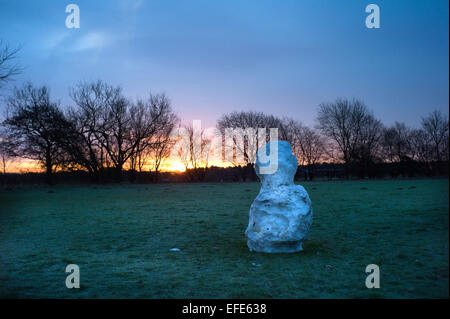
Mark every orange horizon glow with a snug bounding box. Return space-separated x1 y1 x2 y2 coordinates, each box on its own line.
3 158 233 174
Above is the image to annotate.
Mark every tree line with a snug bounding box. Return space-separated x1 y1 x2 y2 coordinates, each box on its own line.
217 103 448 181
1 81 178 184
1 80 447 184
0 43 448 184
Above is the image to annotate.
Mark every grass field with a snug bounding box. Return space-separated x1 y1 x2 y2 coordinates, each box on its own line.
0 179 448 298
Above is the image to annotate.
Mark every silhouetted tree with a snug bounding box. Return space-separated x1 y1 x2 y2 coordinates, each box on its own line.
217 111 283 181
65 80 119 181
381 122 412 164
3 83 68 184
352 114 383 178
174 123 210 181
421 110 449 164
317 98 380 178
280 118 303 162
0 127 15 178
149 113 178 181
298 126 326 180
409 128 433 174
282 119 325 180
0 41 21 88
381 122 415 177
129 93 178 175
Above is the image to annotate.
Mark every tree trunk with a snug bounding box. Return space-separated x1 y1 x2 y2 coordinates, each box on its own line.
46 162 53 185
115 163 123 182
45 147 53 185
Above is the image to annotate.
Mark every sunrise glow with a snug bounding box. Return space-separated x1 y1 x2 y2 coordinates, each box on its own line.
163 161 186 172
4 158 236 174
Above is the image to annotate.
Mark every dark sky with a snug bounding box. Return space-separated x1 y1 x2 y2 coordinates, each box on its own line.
1 0 448 128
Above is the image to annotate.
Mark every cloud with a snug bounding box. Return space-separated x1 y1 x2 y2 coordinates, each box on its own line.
71 31 112 52
41 30 113 55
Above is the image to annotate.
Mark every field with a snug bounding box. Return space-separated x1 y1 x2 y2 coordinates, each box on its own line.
0 179 448 298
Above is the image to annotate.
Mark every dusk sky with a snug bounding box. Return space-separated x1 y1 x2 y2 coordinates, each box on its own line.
1 0 448 128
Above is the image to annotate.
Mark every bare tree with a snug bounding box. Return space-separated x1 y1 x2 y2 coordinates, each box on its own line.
421 110 449 163
3 83 68 184
280 118 303 162
0 41 22 88
148 115 178 180
317 98 378 177
381 122 413 163
99 90 181 181
129 94 178 174
442 132 449 163
409 128 433 169
0 127 15 177
217 111 283 164
149 125 176 178
298 126 326 180
66 82 179 182
352 114 383 177
217 111 283 181
65 80 120 181
282 119 325 180
128 99 151 172
173 123 210 181
95 92 134 181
